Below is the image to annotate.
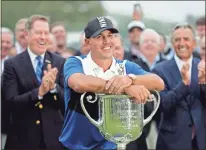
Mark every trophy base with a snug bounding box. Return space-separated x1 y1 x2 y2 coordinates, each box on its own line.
117 143 126 150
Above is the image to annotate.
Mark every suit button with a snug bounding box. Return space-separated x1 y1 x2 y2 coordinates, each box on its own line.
54 95 57 101
36 120 40 125
39 104 43 109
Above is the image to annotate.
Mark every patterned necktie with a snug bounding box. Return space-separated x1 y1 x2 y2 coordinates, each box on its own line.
192 125 195 139
35 56 43 84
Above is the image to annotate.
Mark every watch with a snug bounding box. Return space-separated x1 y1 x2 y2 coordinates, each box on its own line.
127 74 137 84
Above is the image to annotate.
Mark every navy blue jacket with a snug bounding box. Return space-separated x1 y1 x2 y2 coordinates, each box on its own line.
152 58 206 150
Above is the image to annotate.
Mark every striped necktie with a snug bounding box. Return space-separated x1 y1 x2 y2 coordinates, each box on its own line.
35 56 43 84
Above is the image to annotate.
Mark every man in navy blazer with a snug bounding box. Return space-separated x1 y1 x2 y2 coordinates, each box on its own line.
2 15 65 149
152 23 206 150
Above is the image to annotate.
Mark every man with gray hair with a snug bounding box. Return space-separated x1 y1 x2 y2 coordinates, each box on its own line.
126 28 166 150
1 27 14 73
1 27 14 149
153 22 205 150
15 18 28 54
138 28 166 71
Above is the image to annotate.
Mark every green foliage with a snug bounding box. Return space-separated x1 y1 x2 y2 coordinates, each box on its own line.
2 1 105 31
2 1 200 46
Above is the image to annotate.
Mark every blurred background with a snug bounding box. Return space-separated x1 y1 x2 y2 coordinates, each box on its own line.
2 1 205 53
1 1 205 149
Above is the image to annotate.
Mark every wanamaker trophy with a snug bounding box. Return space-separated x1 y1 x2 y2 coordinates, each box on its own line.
80 90 160 150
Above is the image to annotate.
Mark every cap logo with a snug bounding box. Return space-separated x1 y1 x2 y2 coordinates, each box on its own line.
97 17 107 28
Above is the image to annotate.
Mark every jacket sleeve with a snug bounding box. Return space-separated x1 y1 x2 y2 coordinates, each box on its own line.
152 67 191 114
3 59 39 109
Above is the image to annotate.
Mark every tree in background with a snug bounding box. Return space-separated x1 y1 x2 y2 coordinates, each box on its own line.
2 1 105 31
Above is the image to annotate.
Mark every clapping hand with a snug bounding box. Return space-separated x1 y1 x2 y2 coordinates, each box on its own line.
38 64 58 97
44 64 58 90
181 63 190 85
198 60 205 84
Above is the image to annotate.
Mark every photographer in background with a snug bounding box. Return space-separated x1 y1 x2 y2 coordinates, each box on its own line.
133 3 143 21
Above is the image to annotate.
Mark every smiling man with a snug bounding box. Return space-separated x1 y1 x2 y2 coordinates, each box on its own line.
15 18 28 54
2 15 65 149
153 23 206 150
59 16 164 150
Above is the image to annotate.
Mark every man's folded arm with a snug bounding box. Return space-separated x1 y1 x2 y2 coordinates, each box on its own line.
68 73 107 93
65 56 107 94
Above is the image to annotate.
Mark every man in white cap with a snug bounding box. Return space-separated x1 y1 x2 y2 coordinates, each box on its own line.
125 20 145 60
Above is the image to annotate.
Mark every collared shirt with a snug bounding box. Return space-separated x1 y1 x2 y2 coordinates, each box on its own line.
86 53 118 80
131 47 161 71
27 48 57 96
60 54 150 150
27 47 45 73
1 56 9 73
174 54 193 81
15 42 26 54
138 52 161 71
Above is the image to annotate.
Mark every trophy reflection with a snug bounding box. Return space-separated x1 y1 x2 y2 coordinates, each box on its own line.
80 90 160 150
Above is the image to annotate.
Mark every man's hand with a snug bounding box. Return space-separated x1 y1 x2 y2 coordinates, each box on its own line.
105 75 132 94
38 72 51 97
45 64 58 90
38 64 58 97
124 85 151 104
198 60 205 84
181 63 190 85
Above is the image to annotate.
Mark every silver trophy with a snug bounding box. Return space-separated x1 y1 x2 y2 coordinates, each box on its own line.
80 90 160 150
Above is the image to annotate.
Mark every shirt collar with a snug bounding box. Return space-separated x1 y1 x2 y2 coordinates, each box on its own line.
87 52 117 72
27 47 45 62
139 52 160 69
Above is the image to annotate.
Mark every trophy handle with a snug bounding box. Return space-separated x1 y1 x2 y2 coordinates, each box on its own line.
143 90 160 126
80 92 103 128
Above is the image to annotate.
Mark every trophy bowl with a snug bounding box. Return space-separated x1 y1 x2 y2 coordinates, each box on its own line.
80 90 160 150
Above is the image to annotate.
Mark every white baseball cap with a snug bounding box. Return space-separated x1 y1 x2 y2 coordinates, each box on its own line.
127 20 145 32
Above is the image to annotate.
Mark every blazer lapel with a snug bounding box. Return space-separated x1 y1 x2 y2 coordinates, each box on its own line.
168 58 182 85
19 50 39 90
168 58 193 107
190 59 200 104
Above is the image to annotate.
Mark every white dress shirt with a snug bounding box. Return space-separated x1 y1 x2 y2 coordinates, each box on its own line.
27 48 57 98
27 47 45 73
80 52 126 80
